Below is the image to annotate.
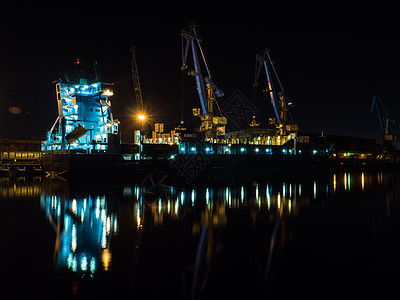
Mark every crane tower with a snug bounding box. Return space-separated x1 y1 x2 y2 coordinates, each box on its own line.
131 45 145 115
254 49 298 136
181 23 227 139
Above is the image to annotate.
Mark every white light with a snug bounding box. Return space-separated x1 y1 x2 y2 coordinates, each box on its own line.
81 256 88 272
71 225 77 252
90 257 96 274
106 217 111 235
72 199 77 214
191 190 195 206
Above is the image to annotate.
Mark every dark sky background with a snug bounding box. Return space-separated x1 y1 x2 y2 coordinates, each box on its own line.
1 3 399 143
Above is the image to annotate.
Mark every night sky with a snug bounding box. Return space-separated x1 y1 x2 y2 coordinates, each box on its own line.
1 4 399 143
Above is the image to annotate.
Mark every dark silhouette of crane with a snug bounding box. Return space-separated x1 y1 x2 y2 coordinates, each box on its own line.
370 95 398 159
254 49 298 136
370 95 398 142
131 45 144 115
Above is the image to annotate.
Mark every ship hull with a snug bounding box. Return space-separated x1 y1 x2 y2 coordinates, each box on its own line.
41 152 173 178
41 153 124 175
169 153 330 179
42 150 328 177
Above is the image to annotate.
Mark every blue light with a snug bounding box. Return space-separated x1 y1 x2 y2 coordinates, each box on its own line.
43 80 119 154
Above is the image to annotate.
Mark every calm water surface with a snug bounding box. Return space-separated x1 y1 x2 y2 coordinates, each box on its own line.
1 170 400 298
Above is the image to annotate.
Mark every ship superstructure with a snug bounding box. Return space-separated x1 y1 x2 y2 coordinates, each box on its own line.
42 79 120 154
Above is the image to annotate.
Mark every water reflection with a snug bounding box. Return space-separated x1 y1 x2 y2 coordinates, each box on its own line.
40 178 118 277
0 176 41 198
27 170 400 297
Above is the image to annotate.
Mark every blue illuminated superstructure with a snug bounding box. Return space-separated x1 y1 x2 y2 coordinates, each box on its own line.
42 79 120 153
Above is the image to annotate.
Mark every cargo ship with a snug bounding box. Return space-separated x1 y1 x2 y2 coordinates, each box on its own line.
40 75 177 176
36 24 400 178
41 26 333 177
40 72 331 178
41 78 124 175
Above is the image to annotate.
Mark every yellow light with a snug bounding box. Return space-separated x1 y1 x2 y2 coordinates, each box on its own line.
102 89 113 96
137 114 146 121
102 248 112 271
361 172 365 192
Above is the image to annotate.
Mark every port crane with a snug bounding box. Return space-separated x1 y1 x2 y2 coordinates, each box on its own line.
254 49 298 136
370 95 398 143
181 23 227 139
131 45 145 117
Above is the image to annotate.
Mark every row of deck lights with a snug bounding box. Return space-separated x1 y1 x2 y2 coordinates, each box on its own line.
179 146 315 155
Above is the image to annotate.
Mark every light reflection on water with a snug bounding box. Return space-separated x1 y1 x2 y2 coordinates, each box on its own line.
2 170 400 298
40 183 118 277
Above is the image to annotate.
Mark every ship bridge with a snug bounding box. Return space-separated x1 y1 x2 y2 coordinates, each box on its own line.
42 79 120 154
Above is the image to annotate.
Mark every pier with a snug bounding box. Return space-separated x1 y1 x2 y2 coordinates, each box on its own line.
0 138 42 174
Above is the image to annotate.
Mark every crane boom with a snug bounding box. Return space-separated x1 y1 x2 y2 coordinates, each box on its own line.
181 23 226 138
182 25 210 114
370 95 397 140
255 53 280 123
190 37 208 114
131 45 144 113
254 49 297 136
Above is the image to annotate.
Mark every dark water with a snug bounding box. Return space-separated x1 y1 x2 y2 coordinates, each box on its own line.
1 170 400 298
